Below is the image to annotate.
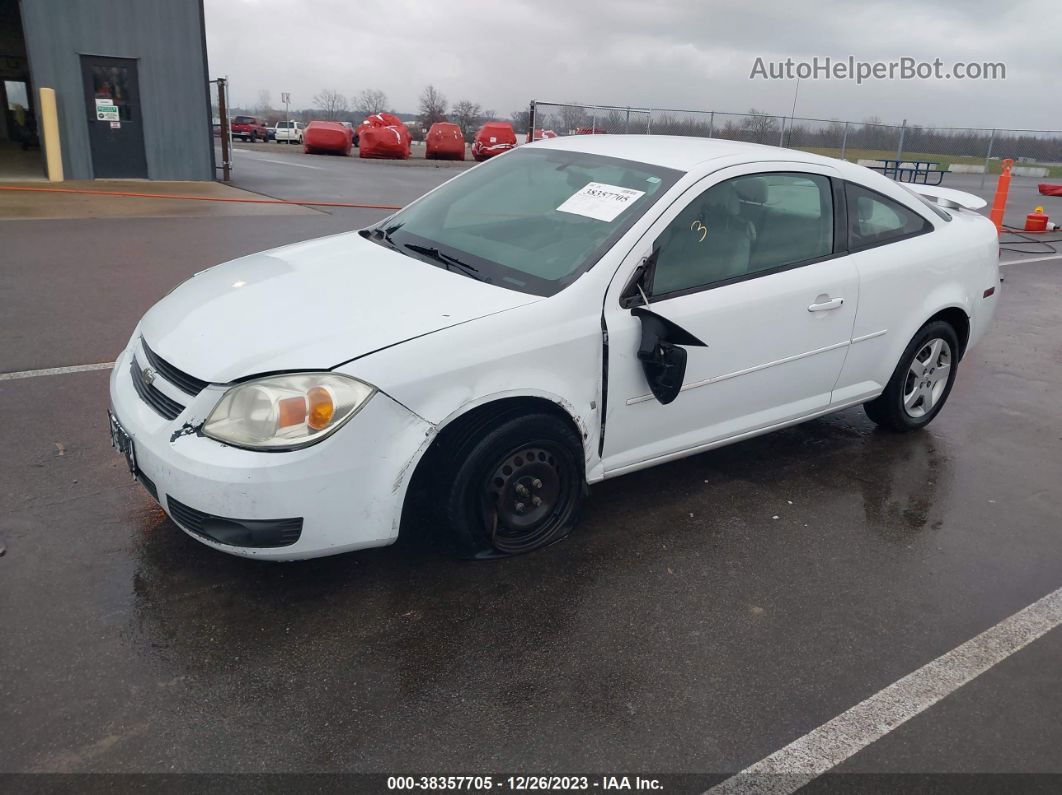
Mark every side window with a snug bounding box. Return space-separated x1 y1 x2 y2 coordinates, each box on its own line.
846 183 932 250
650 172 834 297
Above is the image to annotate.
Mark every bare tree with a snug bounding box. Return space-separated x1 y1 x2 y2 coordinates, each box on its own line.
313 89 348 120
256 90 272 116
741 107 778 142
451 100 482 141
510 110 530 134
559 104 587 134
355 89 389 117
418 84 448 127
481 109 496 121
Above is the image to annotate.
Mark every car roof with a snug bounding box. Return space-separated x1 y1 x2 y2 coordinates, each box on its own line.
525 133 845 174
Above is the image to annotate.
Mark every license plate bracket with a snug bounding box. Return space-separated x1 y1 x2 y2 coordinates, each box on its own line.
108 410 137 479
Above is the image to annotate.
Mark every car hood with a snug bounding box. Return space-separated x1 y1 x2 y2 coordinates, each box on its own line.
141 231 539 383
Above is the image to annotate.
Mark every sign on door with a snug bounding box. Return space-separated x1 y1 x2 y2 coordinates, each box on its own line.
95 99 119 121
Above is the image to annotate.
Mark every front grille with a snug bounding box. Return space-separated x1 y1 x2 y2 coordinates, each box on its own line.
136 469 159 502
141 338 208 397
130 358 185 420
167 497 209 534
167 496 303 548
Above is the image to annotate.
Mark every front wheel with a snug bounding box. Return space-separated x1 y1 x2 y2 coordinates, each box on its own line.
444 413 584 558
864 320 959 431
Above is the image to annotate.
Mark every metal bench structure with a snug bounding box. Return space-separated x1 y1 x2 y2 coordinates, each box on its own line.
868 159 945 185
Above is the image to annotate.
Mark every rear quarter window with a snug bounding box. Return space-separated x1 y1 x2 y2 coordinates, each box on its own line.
846 182 933 251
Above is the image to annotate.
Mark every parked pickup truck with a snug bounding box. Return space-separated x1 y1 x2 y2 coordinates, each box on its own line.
230 115 269 142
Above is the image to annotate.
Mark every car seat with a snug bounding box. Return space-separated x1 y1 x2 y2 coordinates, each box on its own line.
652 183 753 294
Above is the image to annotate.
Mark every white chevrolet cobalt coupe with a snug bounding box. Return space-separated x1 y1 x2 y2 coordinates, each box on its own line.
109 135 999 560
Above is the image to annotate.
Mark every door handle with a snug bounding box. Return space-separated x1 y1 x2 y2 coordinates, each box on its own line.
808 297 844 312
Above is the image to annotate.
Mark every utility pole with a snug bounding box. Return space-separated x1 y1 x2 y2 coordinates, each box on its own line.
217 77 231 181
786 77 801 148
896 118 908 162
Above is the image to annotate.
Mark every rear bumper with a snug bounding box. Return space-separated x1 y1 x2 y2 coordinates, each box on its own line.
968 277 1000 353
109 344 432 560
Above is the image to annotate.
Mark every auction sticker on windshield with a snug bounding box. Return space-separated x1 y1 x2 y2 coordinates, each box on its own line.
556 182 646 222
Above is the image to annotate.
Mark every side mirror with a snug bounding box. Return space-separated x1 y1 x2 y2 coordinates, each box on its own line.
631 307 706 405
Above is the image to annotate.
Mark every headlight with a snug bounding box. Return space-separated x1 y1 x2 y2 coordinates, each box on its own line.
203 373 375 450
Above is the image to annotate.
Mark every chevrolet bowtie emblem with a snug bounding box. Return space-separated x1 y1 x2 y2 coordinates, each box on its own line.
142 366 157 385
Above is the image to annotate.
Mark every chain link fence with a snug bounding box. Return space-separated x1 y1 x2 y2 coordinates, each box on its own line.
528 101 1062 182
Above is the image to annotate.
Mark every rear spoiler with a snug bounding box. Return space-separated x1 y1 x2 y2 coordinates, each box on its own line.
903 184 987 211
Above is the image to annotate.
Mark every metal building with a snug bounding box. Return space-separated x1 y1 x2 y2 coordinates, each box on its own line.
1 0 213 180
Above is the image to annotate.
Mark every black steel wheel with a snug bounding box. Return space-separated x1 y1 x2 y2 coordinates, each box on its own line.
444 412 583 558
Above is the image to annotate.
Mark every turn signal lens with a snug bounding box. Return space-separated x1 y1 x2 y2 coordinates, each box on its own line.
307 386 334 431
203 373 375 450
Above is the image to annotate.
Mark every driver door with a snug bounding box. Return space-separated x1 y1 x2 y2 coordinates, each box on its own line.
601 162 858 475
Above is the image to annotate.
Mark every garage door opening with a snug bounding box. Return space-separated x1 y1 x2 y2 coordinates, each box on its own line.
0 0 44 179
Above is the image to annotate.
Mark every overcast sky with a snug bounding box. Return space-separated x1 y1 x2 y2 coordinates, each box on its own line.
204 0 1060 130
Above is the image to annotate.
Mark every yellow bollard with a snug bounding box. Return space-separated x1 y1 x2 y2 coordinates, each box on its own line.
38 87 63 182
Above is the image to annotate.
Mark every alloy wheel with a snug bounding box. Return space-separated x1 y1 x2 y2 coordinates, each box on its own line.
903 337 952 418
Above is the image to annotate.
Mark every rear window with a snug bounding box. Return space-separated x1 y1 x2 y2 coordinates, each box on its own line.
234 116 254 124
276 121 292 128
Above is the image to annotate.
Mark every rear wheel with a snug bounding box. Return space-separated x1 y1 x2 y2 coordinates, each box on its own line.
864 320 959 431
443 413 583 558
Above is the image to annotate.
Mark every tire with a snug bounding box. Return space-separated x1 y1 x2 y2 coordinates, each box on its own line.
443 412 584 558
864 320 959 432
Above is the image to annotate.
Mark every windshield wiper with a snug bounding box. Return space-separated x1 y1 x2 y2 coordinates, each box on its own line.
403 243 485 282
361 222 402 250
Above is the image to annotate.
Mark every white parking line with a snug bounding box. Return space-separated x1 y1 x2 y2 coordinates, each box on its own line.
1000 253 1062 266
707 585 1062 795
0 362 115 381
233 149 327 171
249 157 326 171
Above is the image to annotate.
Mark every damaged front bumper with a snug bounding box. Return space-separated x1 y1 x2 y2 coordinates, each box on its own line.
108 344 433 560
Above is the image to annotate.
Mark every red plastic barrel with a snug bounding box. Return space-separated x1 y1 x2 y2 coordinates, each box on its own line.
1025 210 1049 232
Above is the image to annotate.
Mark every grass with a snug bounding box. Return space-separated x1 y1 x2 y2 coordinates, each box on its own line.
795 147 1062 177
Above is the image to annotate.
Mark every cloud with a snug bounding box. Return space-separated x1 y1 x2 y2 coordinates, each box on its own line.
204 0 1060 129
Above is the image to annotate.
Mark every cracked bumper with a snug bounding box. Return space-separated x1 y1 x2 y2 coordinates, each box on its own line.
109 346 433 560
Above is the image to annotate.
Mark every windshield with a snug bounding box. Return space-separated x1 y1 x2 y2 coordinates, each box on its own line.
367 147 683 296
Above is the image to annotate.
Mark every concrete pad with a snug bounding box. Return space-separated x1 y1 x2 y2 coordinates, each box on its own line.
0 179 321 220
0 141 47 181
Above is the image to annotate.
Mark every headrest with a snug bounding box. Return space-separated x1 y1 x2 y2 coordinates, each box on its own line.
857 196 874 222
733 177 767 203
705 183 741 217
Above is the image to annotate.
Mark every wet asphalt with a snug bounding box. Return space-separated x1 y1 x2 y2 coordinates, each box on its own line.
1 153 1061 786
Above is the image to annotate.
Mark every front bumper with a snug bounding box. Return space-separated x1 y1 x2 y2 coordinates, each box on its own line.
109 343 432 560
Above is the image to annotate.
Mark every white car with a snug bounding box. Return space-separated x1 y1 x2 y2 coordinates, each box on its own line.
273 120 303 144
109 136 999 560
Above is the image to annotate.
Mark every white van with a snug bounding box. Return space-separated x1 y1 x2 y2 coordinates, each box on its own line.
274 120 304 144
